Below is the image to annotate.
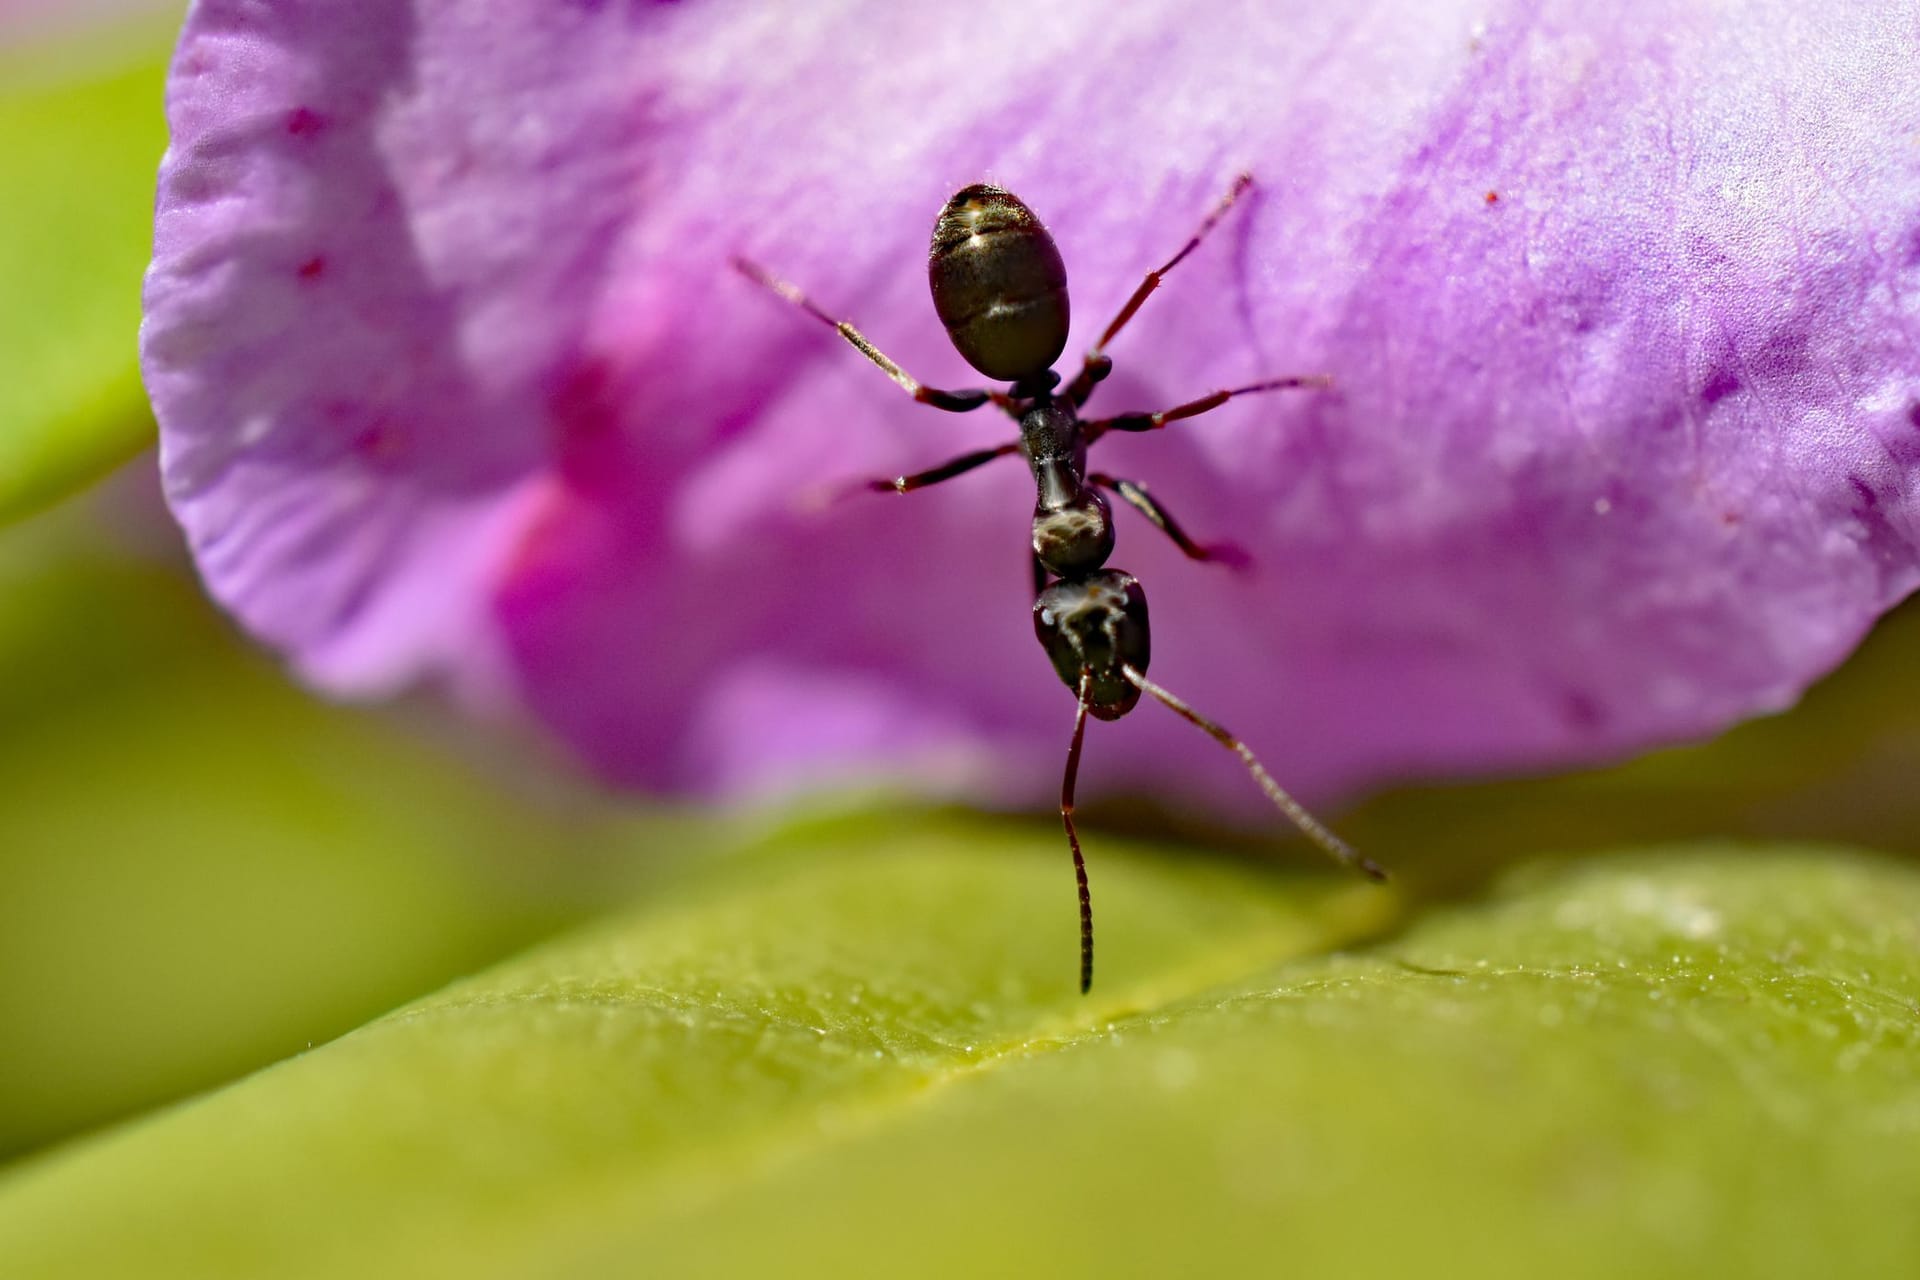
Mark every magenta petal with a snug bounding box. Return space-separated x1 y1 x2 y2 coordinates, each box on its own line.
146 2 1920 808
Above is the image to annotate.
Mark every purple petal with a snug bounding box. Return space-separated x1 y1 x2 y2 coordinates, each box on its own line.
146 1 1920 810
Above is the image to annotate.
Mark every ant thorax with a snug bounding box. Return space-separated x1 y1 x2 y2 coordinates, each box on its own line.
1019 399 1115 578
1018 396 1078 462
1030 486 1115 580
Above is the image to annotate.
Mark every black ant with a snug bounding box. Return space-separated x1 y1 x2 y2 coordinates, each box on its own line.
735 176 1386 994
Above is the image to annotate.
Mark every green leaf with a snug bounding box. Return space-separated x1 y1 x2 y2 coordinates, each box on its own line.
1 841 1915 1279
0 38 172 524
0 510 674 1160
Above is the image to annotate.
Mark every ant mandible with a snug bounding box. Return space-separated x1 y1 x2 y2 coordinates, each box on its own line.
735 175 1386 995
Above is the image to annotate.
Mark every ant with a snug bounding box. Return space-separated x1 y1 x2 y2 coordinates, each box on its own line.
735 176 1386 995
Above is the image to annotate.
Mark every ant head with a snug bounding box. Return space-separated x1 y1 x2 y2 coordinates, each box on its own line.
928 184 1070 384
1033 570 1150 720
1032 486 1115 580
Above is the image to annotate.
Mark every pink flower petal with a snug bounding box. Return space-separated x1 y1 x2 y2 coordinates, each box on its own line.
146 1 1920 810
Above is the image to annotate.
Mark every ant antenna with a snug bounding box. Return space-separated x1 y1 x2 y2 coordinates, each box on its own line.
1121 664 1388 882
1061 670 1096 994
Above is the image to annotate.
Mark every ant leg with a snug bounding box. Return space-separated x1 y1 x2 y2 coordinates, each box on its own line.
1081 374 1331 444
1061 670 1096 994
1122 663 1389 883
861 442 1022 495
1089 472 1248 569
733 257 1013 414
801 441 1021 512
1065 173 1255 407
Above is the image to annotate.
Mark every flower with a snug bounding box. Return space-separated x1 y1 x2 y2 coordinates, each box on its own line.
144 1 1920 808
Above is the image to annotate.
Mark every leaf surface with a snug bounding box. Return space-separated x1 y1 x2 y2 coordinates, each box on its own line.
2 839 1915 1279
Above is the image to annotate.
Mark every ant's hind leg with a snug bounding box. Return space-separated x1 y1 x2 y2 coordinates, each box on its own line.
1089 472 1249 569
733 257 1014 415
1066 173 1255 407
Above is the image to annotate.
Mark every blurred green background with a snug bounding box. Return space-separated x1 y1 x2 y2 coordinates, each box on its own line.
5 10 1920 1276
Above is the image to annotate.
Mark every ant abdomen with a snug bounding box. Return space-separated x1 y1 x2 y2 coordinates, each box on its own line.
928 184 1069 384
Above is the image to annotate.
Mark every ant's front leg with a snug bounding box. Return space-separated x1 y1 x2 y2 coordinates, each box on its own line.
733 257 1017 415
1089 472 1249 569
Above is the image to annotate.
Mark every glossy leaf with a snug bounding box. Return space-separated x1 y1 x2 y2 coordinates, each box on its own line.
1 841 1914 1278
